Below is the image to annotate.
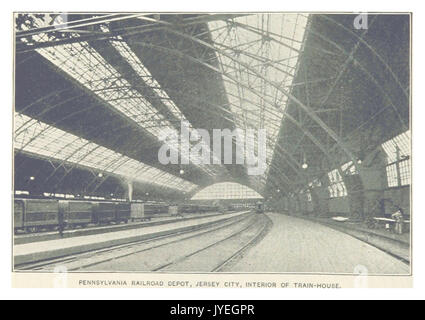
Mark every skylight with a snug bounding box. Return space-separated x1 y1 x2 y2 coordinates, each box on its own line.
23 15 220 177
100 24 223 172
341 161 358 175
382 130 411 164
191 182 263 200
382 130 411 187
209 14 309 183
14 113 198 192
328 168 347 198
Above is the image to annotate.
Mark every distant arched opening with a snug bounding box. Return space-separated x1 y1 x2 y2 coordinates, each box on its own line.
191 182 263 200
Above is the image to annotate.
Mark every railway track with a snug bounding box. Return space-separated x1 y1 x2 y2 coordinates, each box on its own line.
15 211 263 272
153 214 272 272
213 214 272 272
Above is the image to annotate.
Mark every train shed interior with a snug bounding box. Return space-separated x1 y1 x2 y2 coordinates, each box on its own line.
13 13 411 275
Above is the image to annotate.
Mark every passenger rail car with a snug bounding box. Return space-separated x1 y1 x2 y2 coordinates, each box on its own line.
15 199 59 232
198 205 219 213
93 202 118 224
178 204 198 214
59 200 92 228
178 204 218 214
115 202 131 223
143 203 169 215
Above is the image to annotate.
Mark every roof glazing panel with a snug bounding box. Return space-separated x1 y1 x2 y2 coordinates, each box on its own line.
191 182 263 200
14 113 198 192
22 15 221 177
382 130 411 164
209 14 309 185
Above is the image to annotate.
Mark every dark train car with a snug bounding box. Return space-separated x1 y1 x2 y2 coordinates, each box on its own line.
13 199 25 231
198 205 218 213
144 203 169 215
115 202 130 223
209 205 218 212
93 201 116 224
60 200 93 227
179 204 199 214
177 204 187 214
21 199 60 231
177 204 217 214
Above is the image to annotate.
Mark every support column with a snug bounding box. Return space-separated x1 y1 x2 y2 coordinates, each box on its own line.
360 151 387 218
314 186 330 217
127 181 133 202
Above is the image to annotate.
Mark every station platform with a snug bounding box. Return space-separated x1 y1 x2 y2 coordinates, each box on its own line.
299 214 410 263
14 211 250 266
229 213 410 275
14 211 229 245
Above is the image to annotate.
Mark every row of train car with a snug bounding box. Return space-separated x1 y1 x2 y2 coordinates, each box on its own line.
13 198 218 233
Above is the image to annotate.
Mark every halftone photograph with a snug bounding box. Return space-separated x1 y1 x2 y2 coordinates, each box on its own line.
12 12 411 288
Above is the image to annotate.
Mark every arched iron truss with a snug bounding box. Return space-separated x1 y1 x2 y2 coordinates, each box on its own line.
15 13 409 198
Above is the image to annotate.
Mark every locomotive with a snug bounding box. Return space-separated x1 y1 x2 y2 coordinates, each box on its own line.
255 201 265 214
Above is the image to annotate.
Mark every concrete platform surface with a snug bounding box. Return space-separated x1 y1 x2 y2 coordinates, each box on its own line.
301 215 410 262
230 213 410 275
14 211 227 245
14 211 250 266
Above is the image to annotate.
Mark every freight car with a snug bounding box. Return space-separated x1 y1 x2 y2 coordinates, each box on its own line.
130 202 144 221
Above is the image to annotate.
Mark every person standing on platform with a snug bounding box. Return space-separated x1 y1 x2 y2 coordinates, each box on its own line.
391 206 404 235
